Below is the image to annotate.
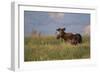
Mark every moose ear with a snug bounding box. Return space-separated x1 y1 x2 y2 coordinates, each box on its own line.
56 28 60 31
63 28 66 31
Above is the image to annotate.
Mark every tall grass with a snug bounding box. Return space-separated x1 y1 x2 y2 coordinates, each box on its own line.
24 35 90 61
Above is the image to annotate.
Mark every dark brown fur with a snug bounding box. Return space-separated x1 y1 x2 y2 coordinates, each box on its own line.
56 28 82 45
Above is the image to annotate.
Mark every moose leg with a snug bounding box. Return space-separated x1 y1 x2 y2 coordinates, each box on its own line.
70 36 78 45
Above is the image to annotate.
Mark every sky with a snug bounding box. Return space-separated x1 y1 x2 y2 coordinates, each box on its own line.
24 11 90 36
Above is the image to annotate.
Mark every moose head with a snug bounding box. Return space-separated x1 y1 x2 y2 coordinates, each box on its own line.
56 28 66 39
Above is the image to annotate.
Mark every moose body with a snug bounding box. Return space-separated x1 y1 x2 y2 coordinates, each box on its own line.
56 28 82 45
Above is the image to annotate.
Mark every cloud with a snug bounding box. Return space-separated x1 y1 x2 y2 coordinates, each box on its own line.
48 12 64 21
83 25 90 35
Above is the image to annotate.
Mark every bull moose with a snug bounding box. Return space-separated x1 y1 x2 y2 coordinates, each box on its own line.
56 28 82 45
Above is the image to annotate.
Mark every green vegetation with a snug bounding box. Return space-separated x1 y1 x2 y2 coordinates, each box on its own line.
24 35 90 61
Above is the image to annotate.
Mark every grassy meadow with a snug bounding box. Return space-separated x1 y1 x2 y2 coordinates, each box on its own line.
24 35 90 61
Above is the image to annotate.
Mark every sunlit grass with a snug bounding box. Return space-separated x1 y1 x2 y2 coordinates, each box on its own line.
24 35 90 61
